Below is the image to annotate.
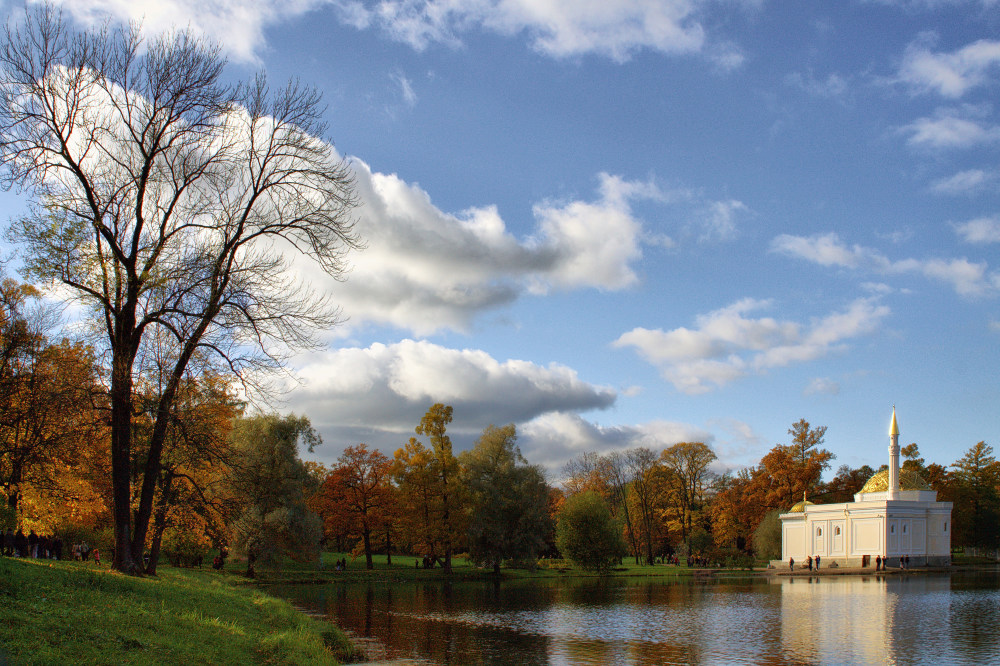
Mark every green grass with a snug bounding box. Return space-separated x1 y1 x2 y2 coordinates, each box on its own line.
0 557 361 665
250 550 738 586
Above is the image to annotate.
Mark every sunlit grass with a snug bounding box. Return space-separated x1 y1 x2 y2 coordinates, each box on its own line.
0 557 360 665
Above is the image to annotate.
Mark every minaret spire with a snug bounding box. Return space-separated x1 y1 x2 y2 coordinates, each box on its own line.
888 405 900 500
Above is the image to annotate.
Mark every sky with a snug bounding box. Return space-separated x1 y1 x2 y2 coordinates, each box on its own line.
1 0 999 481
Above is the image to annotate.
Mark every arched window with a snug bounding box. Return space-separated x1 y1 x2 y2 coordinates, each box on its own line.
890 524 895 534
816 527 822 537
903 524 908 535
944 521 948 533
835 526 841 536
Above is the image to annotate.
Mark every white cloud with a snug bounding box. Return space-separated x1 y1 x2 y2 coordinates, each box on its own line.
305 166 656 335
612 297 889 394
900 108 1000 150
772 232 1000 297
36 0 326 64
953 216 1000 243
521 412 713 473
290 338 617 438
930 169 999 194
289 165 734 336
331 0 718 63
898 36 1000 98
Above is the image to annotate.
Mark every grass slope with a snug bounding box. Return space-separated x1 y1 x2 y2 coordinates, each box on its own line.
0 557 359 665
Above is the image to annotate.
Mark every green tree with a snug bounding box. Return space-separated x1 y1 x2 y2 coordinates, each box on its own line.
556 491 627 573
752 510 782 561
951 441 1000 553
460 424 552 574
0 7 360 573
225 415 323 573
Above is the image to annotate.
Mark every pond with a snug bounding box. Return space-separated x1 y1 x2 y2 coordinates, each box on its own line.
268 571 1000 665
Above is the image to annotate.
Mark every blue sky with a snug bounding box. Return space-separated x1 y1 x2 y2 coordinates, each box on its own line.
3 0 999 479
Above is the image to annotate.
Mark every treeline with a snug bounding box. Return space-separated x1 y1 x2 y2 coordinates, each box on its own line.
3 276 997 572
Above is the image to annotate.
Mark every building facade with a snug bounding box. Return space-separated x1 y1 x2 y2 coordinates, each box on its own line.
777 409 952 568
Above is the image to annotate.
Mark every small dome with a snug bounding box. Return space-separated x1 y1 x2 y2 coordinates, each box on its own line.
789 499 815 513
859 468 932 494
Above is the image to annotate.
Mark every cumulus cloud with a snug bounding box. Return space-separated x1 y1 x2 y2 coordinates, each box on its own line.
331 0 712 63
953 216 1000 243
612 297 889 394
36 0 326 64
286 163 739 336
520 412 713 473
289 339 616 455
897 36 1000 99
303 167 659 335
771 232 1000 297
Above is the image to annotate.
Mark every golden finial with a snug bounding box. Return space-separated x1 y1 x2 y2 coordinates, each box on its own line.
890 406 899 437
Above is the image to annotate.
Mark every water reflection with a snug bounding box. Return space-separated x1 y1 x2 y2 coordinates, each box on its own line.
269 572 1000 665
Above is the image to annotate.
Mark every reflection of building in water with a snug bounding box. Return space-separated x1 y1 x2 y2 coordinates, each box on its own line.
778 408 952 568
778 576 953 664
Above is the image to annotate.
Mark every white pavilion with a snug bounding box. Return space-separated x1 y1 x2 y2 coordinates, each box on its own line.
777 408 952 568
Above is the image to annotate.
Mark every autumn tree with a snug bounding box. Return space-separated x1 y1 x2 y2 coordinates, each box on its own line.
460 424 552 574
320 444 394 569
0 7 360 573
562 452 611 498
142 372 242 574
820 464 876 504
657 442 717 544
622 447 660 565
0 278 101 517
392 436 437 560
415 403 464 572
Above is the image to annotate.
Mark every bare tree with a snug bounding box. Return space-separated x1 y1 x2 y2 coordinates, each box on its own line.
0 6 361 573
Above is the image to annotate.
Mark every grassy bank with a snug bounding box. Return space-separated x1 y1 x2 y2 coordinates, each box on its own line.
0 556 360 665
251 551 731 586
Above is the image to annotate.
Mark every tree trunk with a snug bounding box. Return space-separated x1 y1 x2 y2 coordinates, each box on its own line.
110 340 140 574
363 526 373 570
146 474 174 575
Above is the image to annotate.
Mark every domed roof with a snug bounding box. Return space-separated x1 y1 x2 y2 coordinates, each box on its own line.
859 468 932 494
788 499 815 513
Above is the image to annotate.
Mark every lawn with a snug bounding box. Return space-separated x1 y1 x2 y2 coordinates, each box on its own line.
0 556 359 665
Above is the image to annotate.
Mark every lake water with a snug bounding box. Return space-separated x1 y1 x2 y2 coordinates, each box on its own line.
269 571 1000 665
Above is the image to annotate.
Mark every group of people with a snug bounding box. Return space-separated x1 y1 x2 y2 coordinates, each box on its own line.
788 554 916 571
874 554 912 571
787 555 822 571
1 529 63 560
0 528 101 564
